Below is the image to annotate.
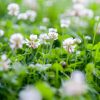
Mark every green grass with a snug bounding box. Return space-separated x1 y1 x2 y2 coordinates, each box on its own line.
0 0 100 100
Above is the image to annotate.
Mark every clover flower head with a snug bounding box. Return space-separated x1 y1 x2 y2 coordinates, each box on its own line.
30 34 38 41
26 10 37 22
63 38 75 46
62 71 87 96
0 54 10 71
67 2 94 18
7 3 20 16
19 85 42 100
71 71 85 83
10 33 24 49
25 34 40 49
63 37 81 53
48 28 58 40
83 9 94 18
63 38 76 53
39 33 49 44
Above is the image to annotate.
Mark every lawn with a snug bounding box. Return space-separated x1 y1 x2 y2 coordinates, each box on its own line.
0 0 100 100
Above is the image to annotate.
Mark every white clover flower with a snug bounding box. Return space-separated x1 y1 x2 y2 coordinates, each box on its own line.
63 38 76 53
25 40 40 49
26 40 40 49
60 19 71 28
66 0 94 18
39 33 49 40
71 71 85 83
30 34 38 41
10 33 24 49
63 38 75 46
23 0 38 10
19 85 42 100
67 7 84 17
17 13 28 20
62 71 87 96
0 29 4 37
7 3 20 16
39 33 49 44
66 45 76 53
76 8 94 18
0 54 10 71
83 9 94 18
26 10 37 22
67 2 94 18
48 32 58 40
62 80 87 96
63 37 81 53
25 34 40 49
48 28 58 40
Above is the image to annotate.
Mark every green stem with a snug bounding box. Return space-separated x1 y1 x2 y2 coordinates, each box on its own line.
34 45 41 62
49 40 53 54
93 22 99 45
